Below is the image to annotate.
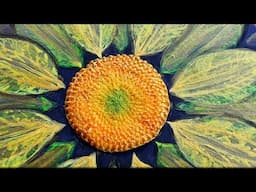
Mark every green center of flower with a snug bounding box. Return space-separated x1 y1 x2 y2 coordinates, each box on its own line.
104 89 130 114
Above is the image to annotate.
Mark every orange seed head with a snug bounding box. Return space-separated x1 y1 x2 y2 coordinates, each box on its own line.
65 54 170 152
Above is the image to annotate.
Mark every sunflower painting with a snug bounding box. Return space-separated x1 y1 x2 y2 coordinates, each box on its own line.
1 24 256 168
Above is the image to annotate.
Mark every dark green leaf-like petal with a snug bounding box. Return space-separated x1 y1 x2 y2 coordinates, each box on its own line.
0 110 64 167
25 141 75 168
156 142 192 168
0 37 65 95
15 24 83 68
113 24 129 52
161 24 244 74
0 93 56 112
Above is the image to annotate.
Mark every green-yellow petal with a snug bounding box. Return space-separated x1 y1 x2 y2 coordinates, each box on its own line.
131 24 190 56
0 93 56 112
58 153 97 168
169 116 256 167
171 49 256 106
24 141 75 168
63 24 116 57
161 24 244 74
156 142 192 168
176 96 256 125
131 153 151 168
0 110 64 167
0 37 65 95
15 24 83 68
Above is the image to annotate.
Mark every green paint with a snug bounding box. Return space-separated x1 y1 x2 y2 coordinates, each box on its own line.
104 89 130 114
156 142 191 168
25 141 75 168
38 96 57 112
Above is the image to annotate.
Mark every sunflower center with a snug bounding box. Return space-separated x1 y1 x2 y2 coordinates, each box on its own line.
104 89 130 114
65 54 171 152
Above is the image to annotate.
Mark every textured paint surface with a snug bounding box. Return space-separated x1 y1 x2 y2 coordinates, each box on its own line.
131 24 189 56
113 24 129 52
25 141 75 167
0 37 65 95
15 24 83 68
131 153 151 168
0 93 56 112
156 142 191 167
171 49 256 107
63 24 116 57
161 24 244 74
169 117 256 167
58 153 97 168
65 55 170 152
177 95 256 124
0 110 64 167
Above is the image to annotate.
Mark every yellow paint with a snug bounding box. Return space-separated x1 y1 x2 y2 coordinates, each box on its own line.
15 24 83 68
65 55 170 152
169 116 256 167
171 49 256 105
130 24 189 56
0 37 65 95
131 153 151 168
0 109 65 167
161 24 244 74
58 153 97 168
63 24 116 57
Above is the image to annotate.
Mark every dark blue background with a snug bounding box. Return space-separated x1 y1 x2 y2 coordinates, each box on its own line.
41 24 256 168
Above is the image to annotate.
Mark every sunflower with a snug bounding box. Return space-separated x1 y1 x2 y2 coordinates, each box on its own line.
0 24 256 168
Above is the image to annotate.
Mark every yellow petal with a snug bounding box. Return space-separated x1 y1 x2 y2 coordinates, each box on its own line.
131 24 190 56
131 153 151 168
169 116 256 167
63 24 116 57
161 24 244 74
0 37 65 95
58 153 97 168
0 109 64 167
172 49 256 106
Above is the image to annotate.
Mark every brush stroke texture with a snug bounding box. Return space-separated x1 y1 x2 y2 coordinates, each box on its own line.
58 153 97 168
171 49 256 107
63 24 116 57
0 92 56 112
131 24 189 56
25 142 75 168
156 142 192 167
0 110 64 167
0 37 65 95
169 117 256 167
15 24 83 68
161 24 244 74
